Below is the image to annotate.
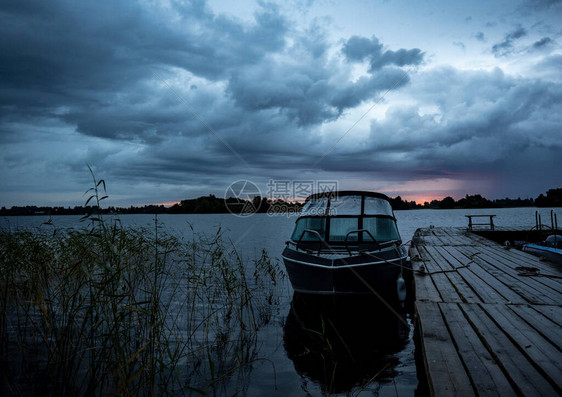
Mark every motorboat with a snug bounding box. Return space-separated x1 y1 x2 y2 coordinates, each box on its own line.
281 191 410 297
522 234 562 265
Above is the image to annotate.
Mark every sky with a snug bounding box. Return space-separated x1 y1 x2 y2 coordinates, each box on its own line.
1 0 561 207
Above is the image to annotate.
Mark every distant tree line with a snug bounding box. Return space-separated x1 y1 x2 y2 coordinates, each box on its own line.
390 188 562 210
0 204 170 217
168 196 302 214
0 196 303 216
1 188 561 216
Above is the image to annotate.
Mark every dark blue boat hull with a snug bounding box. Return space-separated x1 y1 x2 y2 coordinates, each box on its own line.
282 246 409 295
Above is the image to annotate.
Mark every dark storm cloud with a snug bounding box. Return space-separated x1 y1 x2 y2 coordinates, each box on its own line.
224 31 419 126
0 0 287 87
2 0 561 206
524 0 562 9
342 36 424 71
492 26 527 56
474 32 486 42
0 0 287 140
533 37 553 48
254 63 562 189
537 53 562 71
352 66 562 187
0 0 418 149
227 62 410 126
342 36 383 61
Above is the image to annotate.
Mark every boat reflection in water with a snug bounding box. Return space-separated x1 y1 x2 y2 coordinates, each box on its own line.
283 292 410 394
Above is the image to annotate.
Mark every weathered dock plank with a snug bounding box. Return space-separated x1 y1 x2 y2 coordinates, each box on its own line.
460 303 559 396
481 303 562 390
436 246 508 304
439 302 516 396
412 227 562 396
410 246 442 302
425 246 482 303
455 245 559 305
508 304 562 350
416 301 475 396
445 246 524 304
532 305 562 327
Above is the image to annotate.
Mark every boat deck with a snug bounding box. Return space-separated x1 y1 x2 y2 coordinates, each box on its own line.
411 227 562 396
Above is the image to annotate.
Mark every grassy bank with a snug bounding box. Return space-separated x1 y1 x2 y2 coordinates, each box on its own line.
0 215 284 395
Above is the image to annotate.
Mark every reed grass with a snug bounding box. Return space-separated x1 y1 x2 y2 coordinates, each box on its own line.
0 174 283 396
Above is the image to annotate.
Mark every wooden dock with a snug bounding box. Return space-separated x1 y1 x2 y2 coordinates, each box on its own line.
411 227 562 396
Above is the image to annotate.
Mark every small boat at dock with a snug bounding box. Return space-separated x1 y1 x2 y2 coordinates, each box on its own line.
281 191 410 297
522 234 562 265
519 210 562 265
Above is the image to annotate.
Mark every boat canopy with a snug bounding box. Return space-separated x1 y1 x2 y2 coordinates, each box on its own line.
292 192 400 244
300 193 394 217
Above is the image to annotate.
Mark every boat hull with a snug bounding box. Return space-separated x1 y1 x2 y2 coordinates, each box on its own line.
282 246 409 295
522 244 562 265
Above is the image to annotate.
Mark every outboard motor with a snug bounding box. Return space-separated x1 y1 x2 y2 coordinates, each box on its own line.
545 235 562 249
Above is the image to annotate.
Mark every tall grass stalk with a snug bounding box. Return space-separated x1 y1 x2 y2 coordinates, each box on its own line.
0 180 283 396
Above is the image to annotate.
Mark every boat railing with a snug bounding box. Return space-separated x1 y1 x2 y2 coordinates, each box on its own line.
296 229 326 255
289 228 400 255
286 239 351 254
534 210 559 231
344 229 378 255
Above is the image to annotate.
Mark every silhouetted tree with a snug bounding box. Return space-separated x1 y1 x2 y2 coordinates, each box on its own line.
535 188 562 207
440 196 456 209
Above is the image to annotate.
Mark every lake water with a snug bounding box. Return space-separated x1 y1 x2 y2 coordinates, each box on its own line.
1 207 558 395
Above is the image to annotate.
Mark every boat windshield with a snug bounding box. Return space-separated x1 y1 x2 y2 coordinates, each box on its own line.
292 194 400 244
329 218 359 241
329 196 362 215
364 196 393 216
291 217 326 241
291 216 400 243
362 217 401 242
300 197 329 216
